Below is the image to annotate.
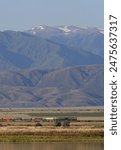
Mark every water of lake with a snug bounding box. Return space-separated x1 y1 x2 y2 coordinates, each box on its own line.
0 143 103 150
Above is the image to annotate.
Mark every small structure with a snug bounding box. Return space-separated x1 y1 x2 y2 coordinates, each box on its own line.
44 117 56 122
13 118 22 122
33 118 43 122
53 117 70 127
22 118 32 122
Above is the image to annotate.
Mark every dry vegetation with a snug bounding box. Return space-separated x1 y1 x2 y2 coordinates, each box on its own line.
0 107 104 143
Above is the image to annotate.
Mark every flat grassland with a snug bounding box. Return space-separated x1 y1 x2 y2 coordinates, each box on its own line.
0 107 104 143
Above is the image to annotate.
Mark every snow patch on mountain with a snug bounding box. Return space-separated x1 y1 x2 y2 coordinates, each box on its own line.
37 25 45 30
98 29 104 34
58 26 71 33
27 25 104 36
31 25 45 31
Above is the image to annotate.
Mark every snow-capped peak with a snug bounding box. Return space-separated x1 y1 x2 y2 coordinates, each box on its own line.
31 25 45 31
58 26 71 33
37 25 44 30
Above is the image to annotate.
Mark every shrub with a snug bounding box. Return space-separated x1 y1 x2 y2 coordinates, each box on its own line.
54 121 61 127
61 121 70 127
35 123 42 126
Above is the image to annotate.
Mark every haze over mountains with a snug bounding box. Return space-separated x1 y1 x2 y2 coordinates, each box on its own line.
0 26 104 107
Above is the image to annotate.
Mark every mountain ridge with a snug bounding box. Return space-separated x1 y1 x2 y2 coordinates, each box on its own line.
26 25 104 57
0 30 103 71
0 65 104 107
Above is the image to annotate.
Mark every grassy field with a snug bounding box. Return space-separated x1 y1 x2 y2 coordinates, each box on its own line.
0 107 104 143
0 126 103 143
0 107 103 118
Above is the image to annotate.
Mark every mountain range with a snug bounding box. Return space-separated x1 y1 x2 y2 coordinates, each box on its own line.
0 26 104 107
0 65 103 107
26 25 104 57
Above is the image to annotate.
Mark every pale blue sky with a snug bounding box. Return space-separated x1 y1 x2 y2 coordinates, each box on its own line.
0 0 104 31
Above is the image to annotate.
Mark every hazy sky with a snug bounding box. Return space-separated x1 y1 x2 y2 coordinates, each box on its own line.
0 0 104 31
